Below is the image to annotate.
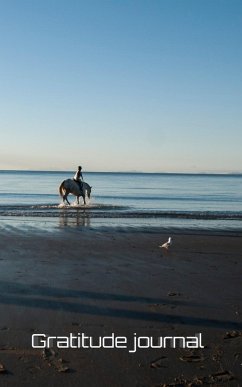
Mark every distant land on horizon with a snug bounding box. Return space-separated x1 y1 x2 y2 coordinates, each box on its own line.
0 169 242 176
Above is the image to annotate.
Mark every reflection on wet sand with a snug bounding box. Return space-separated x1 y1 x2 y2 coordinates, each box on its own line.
59 210 91 227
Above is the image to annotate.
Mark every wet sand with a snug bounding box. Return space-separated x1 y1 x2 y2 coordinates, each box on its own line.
0 225 241 386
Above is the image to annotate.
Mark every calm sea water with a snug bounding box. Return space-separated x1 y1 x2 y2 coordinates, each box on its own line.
0 170 242 230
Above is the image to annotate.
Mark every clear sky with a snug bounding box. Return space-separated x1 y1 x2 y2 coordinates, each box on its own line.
0 0 241 172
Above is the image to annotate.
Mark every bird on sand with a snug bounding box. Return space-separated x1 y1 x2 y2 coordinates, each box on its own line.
159 237 172 250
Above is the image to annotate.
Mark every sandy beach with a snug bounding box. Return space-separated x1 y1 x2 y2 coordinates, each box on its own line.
0 224 241 386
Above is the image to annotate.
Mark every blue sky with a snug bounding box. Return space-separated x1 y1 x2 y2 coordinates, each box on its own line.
0 0 241 172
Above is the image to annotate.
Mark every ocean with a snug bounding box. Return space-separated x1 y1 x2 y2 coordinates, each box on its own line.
0 170 242 231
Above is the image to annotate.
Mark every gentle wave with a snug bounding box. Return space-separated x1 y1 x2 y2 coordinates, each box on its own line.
0 204 242 220
94 194 242 202
2 192 241 202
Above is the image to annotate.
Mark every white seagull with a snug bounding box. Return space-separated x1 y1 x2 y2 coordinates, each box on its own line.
159 237 172 250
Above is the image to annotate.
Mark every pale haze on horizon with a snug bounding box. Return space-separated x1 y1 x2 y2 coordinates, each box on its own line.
0 0 241 173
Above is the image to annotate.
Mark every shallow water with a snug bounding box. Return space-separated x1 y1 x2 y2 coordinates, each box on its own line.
0 170 242 230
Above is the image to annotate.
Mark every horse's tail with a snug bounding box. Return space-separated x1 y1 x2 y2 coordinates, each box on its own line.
59 180 65 197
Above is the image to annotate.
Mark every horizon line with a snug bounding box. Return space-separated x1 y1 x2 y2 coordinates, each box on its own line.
0 169 242 176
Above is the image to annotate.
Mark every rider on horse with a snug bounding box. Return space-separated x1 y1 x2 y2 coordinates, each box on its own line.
73 166 83 191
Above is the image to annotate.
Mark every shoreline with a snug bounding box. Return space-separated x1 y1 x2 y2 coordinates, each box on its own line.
0 215 242 236
0 226 241 386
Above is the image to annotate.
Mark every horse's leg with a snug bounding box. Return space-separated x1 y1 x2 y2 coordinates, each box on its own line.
66 194 70 205
82 195 86 205
77 196 80 205
64 190 70 205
